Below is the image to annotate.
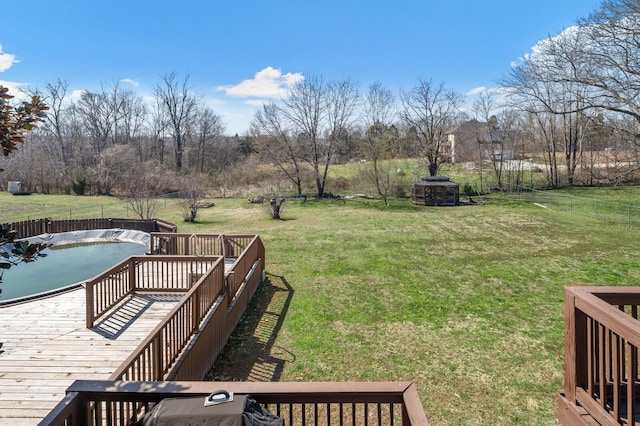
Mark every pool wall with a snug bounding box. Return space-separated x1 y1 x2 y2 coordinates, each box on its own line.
24 228 150 250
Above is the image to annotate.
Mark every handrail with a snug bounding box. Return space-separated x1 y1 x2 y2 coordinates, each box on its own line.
561 286 640 425
149 233 260 257
109 256 225 382
150 232 222 255
147 233 266 302
227 235 264 299
40 380 430 426
86 255 220 328
35 231 271 425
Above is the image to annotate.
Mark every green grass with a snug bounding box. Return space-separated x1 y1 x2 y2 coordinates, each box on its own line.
554 185 640 205
2 191 639 424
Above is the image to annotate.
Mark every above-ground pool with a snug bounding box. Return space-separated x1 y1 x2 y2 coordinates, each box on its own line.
0 229 149 304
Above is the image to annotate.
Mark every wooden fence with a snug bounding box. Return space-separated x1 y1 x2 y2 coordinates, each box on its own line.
40 380 430 426
3 218 177 238
559 286 640 425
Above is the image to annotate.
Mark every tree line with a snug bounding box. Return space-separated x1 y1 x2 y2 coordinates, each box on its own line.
2 73 234 197
3 0 640 200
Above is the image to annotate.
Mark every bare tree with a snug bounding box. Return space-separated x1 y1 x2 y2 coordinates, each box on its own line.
471 91 497 190
318 78 360 196
153 73 199 171
190 106 225 173
360 82 398 205
89 144 138 195
504 39 592 187
400 79 463 176
121 160 174 219
74 87 114 156
148 96 169 163
557 1 640 122
263 195 286 219
30 79 75 168
116 86 147 148
584 114 640 185
177 174 210 222
279 75 359 198
251 102 305 196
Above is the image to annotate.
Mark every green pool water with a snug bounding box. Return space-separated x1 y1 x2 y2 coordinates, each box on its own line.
0 241 148 303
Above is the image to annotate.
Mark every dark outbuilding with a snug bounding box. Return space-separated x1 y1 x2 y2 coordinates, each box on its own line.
411 176 459 206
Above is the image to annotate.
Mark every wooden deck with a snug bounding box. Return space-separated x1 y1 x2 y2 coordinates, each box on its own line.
561 286 640 425
0 289 180 425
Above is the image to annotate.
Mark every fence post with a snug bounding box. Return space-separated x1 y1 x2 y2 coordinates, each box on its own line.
564 288 577 403
129 257 136 293
193 284 201 334
154 335 164 381
86 282 95 329
563 287 588 404
225 272 234 300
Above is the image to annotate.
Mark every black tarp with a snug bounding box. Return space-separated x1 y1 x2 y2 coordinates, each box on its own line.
133 394 283 426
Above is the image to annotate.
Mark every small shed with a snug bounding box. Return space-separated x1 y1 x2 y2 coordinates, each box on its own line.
7 181 20 193
411 176 459 206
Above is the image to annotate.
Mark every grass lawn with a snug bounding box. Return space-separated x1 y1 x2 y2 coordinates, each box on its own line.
2 191 639 424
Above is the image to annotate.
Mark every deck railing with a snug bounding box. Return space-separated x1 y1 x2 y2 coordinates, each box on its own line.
149 233 259 258
39 380 430 426
559 286 640 425
85 256 220 328
148 232 266 302
42 232 429 425
109 256 226 382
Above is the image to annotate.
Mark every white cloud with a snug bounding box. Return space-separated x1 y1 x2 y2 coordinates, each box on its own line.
244 99 268 106
467 86 507 97
119 78 139 88
216 66 304 99
0 44 18 72
467 86 487 96
70 89 85 103
513 25 583 69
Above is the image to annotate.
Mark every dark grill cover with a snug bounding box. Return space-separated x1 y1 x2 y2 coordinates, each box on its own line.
134 394 283 426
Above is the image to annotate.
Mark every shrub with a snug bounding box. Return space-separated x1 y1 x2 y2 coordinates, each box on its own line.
71 178 87 196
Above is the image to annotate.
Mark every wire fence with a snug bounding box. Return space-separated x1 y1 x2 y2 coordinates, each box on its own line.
506 185 640 229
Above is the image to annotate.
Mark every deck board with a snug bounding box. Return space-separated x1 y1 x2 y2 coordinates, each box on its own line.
0 289 180 425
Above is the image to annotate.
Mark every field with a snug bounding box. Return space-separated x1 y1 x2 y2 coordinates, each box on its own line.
2 190 640 425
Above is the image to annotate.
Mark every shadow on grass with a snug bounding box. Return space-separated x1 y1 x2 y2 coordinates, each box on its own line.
205 273 294 382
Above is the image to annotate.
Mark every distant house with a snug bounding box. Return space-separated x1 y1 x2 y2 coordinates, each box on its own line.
446 119 515 163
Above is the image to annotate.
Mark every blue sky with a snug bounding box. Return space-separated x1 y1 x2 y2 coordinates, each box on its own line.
1 1 603 135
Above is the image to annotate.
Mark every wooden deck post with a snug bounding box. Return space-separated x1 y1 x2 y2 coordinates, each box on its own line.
85 282 95 329
564 287 588 404
128 257 136 293
154 335 164 381
564 287 577 403
225 272 234 300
